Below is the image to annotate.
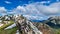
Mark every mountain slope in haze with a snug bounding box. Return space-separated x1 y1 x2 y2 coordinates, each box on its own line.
35 16 60 34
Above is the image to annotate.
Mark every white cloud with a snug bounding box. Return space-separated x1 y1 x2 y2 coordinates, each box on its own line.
5 1 11 4
40 1 47 4
0 7 7 13
15 2 60 15
11 6 26 15
0 7 7 16
16 6 26 12
42 2 60 15
10 2 60 20
23 15 44 20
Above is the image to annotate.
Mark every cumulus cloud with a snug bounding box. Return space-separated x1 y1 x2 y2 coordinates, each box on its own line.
5 1 11 4
12 2 60 16
0 7 7 13
9 2 60 20
11 6 26 15
23 15 44 20
0 7 7 16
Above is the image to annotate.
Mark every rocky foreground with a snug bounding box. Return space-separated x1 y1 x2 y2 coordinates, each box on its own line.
0 15 60 34
14 15 60 34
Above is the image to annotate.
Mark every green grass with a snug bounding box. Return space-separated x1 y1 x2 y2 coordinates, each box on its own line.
0 27 18 34
0 20 14 29
0 20 18 34
52 28 60 34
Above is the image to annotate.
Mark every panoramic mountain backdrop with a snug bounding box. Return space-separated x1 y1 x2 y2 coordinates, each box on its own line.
0 0 60 34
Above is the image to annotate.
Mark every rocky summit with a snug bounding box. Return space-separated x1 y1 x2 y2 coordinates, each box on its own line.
0 15 60 34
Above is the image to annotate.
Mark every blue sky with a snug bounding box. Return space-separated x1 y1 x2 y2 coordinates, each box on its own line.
0 0 41 10
0 0 59 10
0 0 60 20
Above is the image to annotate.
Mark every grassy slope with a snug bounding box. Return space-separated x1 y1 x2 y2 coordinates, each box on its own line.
53 28 60 34
0 20 14 29
0 27 18 34
0 20 18 34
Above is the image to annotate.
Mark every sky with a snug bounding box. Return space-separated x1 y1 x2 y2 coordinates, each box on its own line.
0 0 60 20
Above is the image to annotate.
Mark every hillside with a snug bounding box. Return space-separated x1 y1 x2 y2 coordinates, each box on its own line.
0 15 60 34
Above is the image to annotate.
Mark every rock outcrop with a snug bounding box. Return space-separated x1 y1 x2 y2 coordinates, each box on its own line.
14 15 43 34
